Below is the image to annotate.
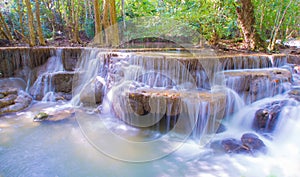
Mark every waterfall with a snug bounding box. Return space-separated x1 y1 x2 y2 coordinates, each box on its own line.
71 48 110 107
29 49 64 101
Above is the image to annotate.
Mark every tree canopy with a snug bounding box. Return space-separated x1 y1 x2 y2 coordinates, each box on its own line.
0 0 299 51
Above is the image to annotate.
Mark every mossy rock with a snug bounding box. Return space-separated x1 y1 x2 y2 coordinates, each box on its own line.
33 112 49 122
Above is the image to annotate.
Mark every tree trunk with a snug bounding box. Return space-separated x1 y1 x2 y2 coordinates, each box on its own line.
71 0 81 43
42 0 57 39
268 0 293 51
109 0 119 46
94 0 103 45
35 0 46 45
236 0 262 50
121 0 126 30
17 0 25 37
0 11 13 41
24 0 36 46
102 0 110 45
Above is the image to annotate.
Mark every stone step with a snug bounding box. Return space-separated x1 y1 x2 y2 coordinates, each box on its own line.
29 71 76 101
221 68 292 103
111 88 228 135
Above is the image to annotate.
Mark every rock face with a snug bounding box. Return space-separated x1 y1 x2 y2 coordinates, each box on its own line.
222 68 292 103
29 72 75 101
288 87 300 101
79 77 105 105
252 100 290 133
0 88 32 115
52 72 74 93
210 133 266 155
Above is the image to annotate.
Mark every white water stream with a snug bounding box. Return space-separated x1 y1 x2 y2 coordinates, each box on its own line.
0 49 299 177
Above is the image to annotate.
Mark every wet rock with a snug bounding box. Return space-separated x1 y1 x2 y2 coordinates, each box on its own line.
0 87 18 96
29 72 75 101
112 88 227 135
241 133 266 153
222 68 292 103
80 78 104 105
210 133 267 155
51 72 74 93
0 78 27 91
288 87 300 101
33 109 74 122
288 55 300 65
33 112 49 122
216 123 226 133
0 94 18 108
221 138 244 153
62 48 82 71
253 100 289 132
0 94 4 99
0 90 32 115
137 72 175 88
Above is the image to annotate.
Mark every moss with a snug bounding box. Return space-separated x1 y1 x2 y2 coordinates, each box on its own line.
33 112 49 122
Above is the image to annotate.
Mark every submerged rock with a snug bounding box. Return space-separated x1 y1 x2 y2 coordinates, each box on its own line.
252 100 290 133
33 109 74 122
210 133 266 155
33 112 49 122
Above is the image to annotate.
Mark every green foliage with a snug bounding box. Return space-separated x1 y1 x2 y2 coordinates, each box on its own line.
0 0 299 47
254 0 300 41
84 18 95 39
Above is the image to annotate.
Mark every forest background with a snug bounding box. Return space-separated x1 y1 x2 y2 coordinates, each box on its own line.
0 0 299 51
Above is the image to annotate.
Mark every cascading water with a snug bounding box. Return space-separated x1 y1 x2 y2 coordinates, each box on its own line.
1 46 300 176
29 49 64 101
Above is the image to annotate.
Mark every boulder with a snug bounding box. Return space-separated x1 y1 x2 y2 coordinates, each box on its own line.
0 94 18 108
79 77 104 105
0 90 32 115
210 133 266 155
221 138 244 153
241 133 266 153
252 100 290 132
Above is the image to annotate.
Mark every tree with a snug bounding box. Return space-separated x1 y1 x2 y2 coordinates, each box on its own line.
102 0 110 45
16 0 25 37
235 0 263 50
109 0 119 46
70 0 81 43
94 0 103 45
35 0 46 45
268 0 293 51
24 0 36 46
0 11 13 41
